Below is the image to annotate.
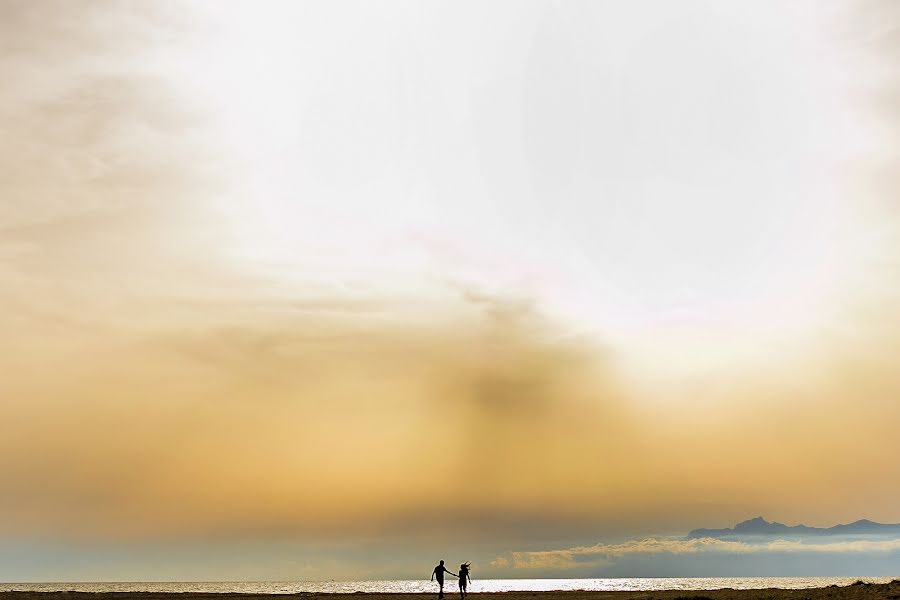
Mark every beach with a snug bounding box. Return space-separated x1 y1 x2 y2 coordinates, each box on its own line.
2 581 899 600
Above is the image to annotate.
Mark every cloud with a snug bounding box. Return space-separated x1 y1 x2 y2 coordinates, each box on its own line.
2 0 900 565
0 284 635 540
498 537 900 570
0 1 213 229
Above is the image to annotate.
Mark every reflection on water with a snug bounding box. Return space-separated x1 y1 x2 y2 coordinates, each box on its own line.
1 578 895 593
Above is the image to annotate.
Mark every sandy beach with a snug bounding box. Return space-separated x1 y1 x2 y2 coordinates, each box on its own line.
2 581 899 600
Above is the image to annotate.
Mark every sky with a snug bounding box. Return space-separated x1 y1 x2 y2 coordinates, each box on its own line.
1 0 899 582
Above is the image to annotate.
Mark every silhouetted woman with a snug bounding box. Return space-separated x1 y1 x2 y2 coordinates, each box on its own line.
458 562 471 598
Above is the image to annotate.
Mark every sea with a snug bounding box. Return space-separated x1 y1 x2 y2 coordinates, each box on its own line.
0 578 896 594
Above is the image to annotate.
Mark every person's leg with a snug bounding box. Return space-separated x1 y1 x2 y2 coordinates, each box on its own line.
438 580 444 599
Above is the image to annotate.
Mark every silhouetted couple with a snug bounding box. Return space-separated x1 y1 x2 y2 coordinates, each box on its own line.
431 560 471 599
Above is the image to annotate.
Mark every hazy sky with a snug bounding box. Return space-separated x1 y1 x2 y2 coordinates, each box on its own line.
1 0 899 581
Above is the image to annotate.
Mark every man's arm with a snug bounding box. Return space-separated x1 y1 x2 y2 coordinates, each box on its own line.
431 568 436 581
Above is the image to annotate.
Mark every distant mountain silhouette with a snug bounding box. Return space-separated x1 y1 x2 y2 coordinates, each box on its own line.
687 516 900 539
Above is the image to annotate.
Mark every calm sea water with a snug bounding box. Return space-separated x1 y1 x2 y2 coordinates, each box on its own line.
0 578 895 593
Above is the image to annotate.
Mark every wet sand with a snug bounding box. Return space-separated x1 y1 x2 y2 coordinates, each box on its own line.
3 581 900 600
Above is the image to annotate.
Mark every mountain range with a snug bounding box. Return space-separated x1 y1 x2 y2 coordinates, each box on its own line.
687 516 900 539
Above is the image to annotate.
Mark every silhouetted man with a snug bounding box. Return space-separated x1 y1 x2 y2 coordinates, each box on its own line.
431 560 457 599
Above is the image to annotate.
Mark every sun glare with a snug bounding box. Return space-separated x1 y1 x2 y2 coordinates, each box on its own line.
172 1 884 379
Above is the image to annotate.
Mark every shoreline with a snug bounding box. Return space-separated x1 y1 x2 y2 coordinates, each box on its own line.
1 581 899 600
